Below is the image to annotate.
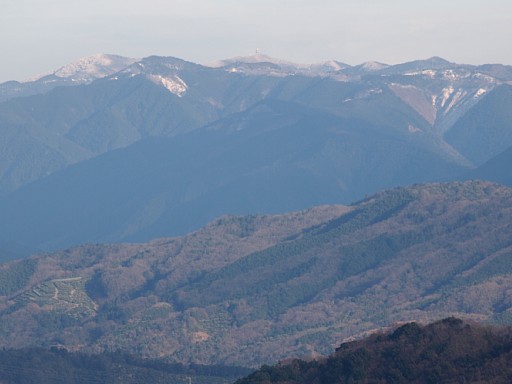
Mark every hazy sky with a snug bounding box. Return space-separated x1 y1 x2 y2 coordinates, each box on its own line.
1 0 511 82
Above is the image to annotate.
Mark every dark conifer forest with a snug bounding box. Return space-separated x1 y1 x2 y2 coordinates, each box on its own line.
236 318 512 384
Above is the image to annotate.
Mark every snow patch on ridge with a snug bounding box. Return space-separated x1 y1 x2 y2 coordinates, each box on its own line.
148 74 188 97
473 73 496 82
404 69 437 78
343 88 383 103
208 53 308 69
360 61 389 71
318 60 345 71
474 88 487 98
408 125 422 133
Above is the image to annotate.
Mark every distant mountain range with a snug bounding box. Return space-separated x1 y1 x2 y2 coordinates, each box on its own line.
0 54 137 102
0 54 511 255
1 181 512 367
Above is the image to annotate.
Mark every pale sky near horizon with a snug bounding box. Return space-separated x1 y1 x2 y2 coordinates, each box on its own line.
1 0 511 83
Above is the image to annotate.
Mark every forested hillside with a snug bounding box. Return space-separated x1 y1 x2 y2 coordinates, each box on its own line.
1 181 512 366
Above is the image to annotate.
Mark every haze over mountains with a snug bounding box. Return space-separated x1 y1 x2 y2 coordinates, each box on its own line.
0 53 511 255
1 53 512 376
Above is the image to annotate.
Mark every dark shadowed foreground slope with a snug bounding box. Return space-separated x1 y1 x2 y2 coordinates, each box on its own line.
0 348 251 384
1 181 512 367
236 318 512 384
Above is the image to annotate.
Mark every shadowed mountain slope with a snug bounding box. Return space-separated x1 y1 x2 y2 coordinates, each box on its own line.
0 99 467 252
466 145 512 186
445 84 512 166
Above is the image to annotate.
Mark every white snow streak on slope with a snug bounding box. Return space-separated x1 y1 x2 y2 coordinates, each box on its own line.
148 75 188 97
440 86 455 108
474 88 487 98
445 90 466 113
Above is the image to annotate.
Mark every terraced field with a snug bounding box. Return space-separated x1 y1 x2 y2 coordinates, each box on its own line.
17 277 97 319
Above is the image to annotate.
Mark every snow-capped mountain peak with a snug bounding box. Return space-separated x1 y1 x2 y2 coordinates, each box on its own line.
208 53 307 69
359 61 390 71
26 54 137 84
309 60 351 73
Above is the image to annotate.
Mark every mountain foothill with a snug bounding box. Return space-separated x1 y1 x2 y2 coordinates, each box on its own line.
1 180 512 367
